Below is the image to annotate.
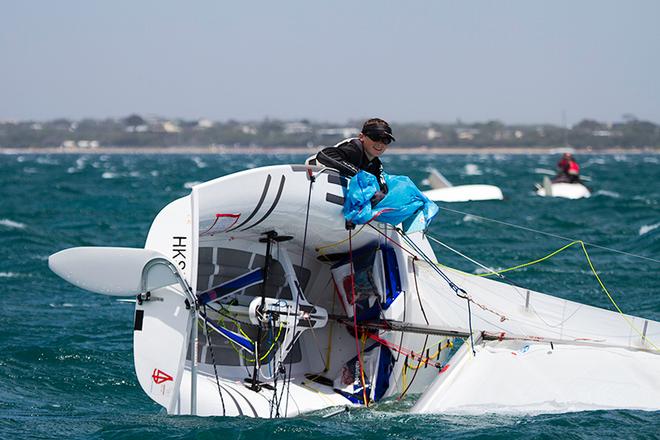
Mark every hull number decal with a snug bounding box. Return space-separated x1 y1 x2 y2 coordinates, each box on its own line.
172 236 187 270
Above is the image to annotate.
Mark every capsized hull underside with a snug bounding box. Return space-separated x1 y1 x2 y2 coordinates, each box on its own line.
52 164 658 418
138 165 453 416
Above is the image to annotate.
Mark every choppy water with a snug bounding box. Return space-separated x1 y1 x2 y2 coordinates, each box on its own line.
1 152 658 439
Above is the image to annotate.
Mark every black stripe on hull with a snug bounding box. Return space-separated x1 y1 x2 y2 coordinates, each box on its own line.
218 384 244 416
227 174 272 232
327 174 348 187
241 175 286 231
224 383 258 417
325 193 345 206
289 165 322 173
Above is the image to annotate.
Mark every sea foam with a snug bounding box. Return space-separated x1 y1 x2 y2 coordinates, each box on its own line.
639 223 660 236
0 219 26 229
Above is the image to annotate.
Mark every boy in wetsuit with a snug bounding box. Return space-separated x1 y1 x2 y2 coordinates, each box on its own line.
315 118 395 196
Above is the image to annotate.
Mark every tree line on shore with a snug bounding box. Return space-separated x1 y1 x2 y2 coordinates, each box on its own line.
1 114 659 149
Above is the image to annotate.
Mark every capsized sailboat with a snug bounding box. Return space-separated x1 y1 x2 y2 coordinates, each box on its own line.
535 176 591 199
49 164 659 417
422 168 504 202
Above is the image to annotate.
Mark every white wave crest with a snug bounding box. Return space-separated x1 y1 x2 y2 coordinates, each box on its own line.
464 164 482 175
586 158 606 165
639 223 660 236
184 181 202 189
0 219 26 229
192 157 208 168
36 157 59 165
102 172 117 179
0 272 20 278
462 214 480 223
595 190 620 198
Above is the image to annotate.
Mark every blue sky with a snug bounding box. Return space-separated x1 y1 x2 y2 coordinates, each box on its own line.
2 0 659 124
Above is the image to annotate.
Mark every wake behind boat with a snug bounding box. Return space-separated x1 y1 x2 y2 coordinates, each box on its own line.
49 164 659 417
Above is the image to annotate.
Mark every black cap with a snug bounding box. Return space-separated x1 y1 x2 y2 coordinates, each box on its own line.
361 118 396 143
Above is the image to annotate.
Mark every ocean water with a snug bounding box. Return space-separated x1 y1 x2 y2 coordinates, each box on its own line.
1 152 658 439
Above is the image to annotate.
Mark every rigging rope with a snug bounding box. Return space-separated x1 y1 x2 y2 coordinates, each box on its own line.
367 331 453 367
397 257 430 400
435 206 660 264
202 304 226 416
284 168 315 417
363 223 493 352
316 224 368 257
204 306 285 362
426 235 659 352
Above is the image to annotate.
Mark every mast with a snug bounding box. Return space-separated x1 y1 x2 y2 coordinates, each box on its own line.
249 231 277 391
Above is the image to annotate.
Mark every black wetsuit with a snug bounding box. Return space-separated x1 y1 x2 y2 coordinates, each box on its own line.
315 138 388 193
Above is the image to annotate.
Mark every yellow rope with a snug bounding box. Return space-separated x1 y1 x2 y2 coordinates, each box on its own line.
405 357 425 371
258 322 284 361
404 338 454 370
214 314 253 361
359 331 370 406
425 338 454 361
475 240 582 277
315 224 367 256
447 240 658 351
300 382 335 405
578 241 659 351
209 311 287 362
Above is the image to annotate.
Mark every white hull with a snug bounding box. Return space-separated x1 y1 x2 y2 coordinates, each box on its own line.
174 369 349 417
423 185 504 202
134 165 449 417
423 168 503 202
535 178 591 199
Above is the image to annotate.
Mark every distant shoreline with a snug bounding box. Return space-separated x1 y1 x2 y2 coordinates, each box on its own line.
1 146 659 155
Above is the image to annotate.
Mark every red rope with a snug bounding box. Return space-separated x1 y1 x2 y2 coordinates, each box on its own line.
366 330 441 368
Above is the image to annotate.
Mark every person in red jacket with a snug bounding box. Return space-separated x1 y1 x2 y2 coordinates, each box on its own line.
554 153 581 183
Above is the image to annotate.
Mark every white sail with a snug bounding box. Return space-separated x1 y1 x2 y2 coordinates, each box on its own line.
407 261 660 414
411 339 660 414
412 262 656 350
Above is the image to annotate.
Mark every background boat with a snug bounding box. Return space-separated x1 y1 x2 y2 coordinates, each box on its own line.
422 168 504 202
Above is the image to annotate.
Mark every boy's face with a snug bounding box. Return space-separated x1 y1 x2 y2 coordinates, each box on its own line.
360 133 389 161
